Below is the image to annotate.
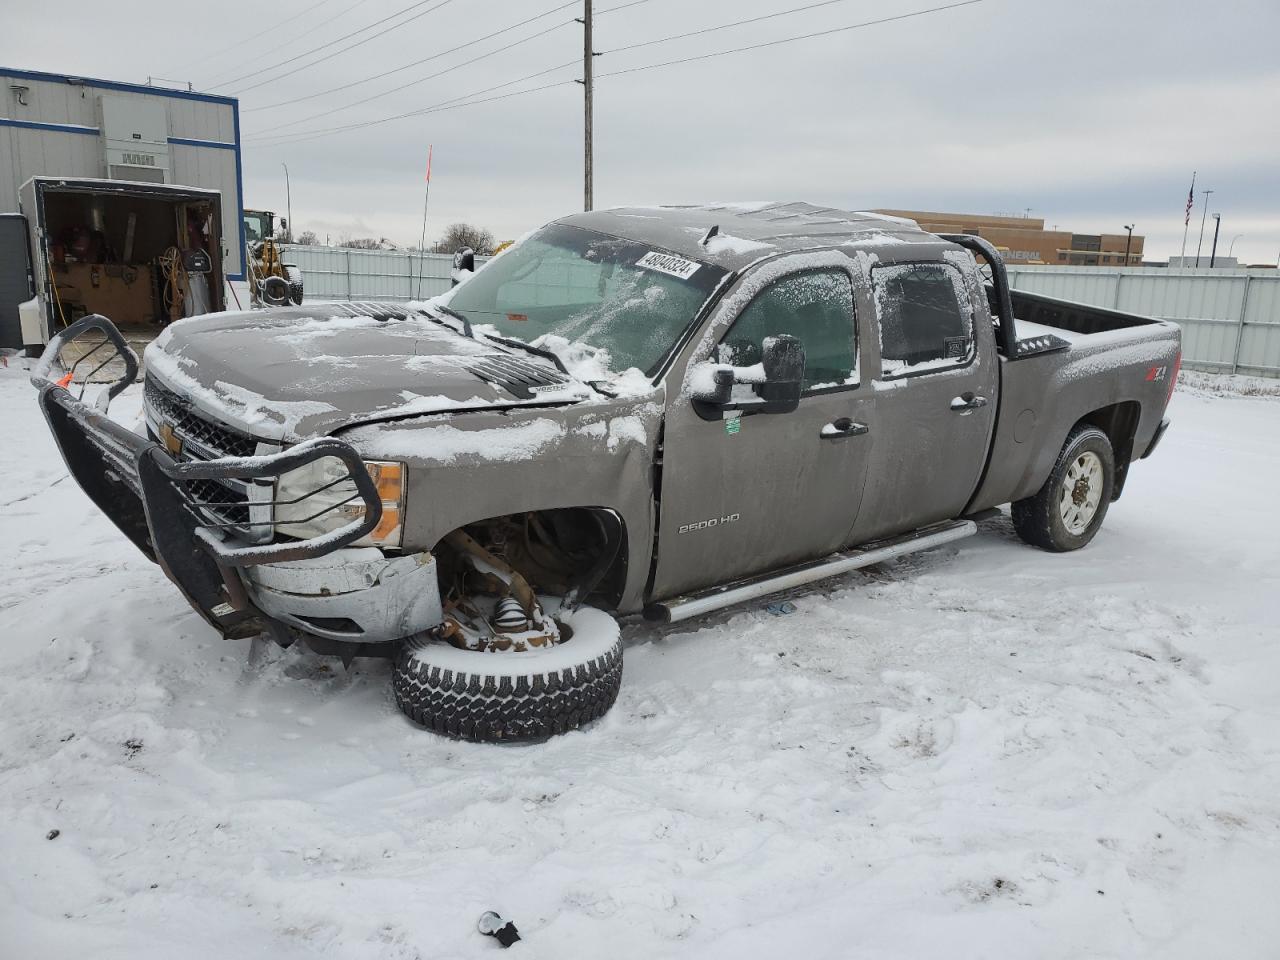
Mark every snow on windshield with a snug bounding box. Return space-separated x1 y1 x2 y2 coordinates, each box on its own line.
443 223 725 382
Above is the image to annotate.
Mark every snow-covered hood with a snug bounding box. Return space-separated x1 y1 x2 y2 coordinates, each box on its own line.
144 303 594 441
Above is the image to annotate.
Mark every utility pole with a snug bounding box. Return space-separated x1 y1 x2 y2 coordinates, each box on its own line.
282 163 292 241
579 0 594 211
1123 224 1134 266
1195 188 1214 267
1209 213 1221 267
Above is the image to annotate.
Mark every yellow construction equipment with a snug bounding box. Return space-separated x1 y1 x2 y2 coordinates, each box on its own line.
243 208 303 306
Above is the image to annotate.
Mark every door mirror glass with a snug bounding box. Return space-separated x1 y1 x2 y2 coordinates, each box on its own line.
757 334 805 413
689 334 806 414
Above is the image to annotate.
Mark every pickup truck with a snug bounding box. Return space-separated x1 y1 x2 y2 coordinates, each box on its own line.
32 202 1181 743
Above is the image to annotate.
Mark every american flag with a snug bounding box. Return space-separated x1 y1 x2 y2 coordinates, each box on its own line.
1184 171 1196 226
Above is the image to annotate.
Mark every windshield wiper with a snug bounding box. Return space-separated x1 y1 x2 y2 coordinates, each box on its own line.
421 301 473 338
480 332 570 376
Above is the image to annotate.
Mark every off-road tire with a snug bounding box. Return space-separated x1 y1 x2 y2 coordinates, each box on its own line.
1012 425 1115 552
392 615 623 743
284 264 304 305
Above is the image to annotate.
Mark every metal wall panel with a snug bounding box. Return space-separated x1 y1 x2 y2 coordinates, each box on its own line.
170 143 243 277
279 245 489 302
1008 266 1280 377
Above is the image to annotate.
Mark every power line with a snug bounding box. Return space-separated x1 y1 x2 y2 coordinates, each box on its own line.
247 60 580 146
203 0 372 87
252 21 573 135
598 0 984 80
245 0 980 148
158 0 339 80
216 0 455 93
606 0 865 56
244 0 579 114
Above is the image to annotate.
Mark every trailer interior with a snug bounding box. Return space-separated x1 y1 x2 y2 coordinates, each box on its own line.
38 187 224 337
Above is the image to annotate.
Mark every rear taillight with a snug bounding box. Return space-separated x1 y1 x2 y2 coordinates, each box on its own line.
1167 351 1181 405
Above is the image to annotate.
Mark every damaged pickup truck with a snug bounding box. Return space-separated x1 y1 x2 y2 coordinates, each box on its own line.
33 202 1181 742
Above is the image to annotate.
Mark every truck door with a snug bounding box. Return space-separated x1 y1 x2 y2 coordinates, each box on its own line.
847 258 998 543
650 256 875 600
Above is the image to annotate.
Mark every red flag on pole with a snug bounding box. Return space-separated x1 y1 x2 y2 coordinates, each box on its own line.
425 144 433 184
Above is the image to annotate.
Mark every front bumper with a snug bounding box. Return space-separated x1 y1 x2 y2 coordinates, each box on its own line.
31 315 407 642
245 549 443 643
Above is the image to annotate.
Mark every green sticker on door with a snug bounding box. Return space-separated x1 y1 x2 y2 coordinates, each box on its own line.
725 416 741 436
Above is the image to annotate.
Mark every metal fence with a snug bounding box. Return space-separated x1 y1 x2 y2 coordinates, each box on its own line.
281 246 1280 379
279 245 490 302
1008 266 1280 378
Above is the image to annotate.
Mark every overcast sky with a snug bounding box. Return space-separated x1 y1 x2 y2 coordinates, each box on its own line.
5 0 1278 263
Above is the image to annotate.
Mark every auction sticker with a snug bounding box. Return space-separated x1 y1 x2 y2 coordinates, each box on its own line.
636 250 701 280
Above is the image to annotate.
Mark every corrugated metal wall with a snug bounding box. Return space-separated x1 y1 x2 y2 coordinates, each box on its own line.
279 245 489 301
1 70 244 279
1008 267 1279 377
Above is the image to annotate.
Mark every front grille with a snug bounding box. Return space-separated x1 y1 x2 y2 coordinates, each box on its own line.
144 379 258 458
144 377 266 539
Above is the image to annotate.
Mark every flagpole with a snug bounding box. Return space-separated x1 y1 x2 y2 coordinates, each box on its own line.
416 144 433 301
1179 170 1195 265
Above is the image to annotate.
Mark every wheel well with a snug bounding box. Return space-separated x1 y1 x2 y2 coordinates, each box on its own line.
432 508 628 612
1075 400 1141 499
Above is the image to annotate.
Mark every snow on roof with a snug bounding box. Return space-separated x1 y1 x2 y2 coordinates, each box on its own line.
562 201 936 270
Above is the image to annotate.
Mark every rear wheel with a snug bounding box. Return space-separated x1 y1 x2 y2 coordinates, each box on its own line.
1012 425 1115 552
392 607 622 743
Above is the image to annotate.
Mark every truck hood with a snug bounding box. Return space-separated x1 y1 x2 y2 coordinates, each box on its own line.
144 303 595 441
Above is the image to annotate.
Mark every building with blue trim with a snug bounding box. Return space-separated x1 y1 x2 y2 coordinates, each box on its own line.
1 67 246 281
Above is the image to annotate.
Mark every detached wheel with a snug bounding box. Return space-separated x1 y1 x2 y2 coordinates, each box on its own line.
1012 425 1115 552
392 608 623 742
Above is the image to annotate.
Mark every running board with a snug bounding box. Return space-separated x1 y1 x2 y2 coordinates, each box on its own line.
643 519 976 624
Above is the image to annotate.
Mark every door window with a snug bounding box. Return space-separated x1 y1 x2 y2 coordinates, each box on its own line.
719 269 857 391
871 263 974 377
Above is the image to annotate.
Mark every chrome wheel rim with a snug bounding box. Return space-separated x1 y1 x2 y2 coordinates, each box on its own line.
1060 450 1104 535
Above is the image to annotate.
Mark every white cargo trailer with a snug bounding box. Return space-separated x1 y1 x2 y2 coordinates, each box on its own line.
0 68 247 348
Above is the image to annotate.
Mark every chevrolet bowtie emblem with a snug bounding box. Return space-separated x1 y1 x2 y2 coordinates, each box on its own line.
159 421 182 456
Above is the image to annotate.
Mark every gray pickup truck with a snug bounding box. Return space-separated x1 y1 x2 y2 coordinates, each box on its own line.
33 202 1180 742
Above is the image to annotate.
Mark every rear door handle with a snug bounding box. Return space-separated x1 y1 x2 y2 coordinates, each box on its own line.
820 417 869 440
950 393 989 413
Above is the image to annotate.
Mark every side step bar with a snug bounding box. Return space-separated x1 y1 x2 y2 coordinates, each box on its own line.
644 519 976 624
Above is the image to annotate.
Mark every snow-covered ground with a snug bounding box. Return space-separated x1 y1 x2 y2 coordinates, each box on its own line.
2 358 1278 960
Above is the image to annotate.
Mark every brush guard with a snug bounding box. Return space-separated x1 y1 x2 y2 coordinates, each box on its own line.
32 315 384 637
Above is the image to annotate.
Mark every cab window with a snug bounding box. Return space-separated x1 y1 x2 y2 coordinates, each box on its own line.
871 262 974 377
719 269 857 391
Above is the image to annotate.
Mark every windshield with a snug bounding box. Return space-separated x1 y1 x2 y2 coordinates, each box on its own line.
443 223 726 377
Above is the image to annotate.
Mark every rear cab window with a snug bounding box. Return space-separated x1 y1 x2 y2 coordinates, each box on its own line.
871 262 974 378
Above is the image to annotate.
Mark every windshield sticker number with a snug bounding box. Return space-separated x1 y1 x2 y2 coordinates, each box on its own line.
636 251 702 280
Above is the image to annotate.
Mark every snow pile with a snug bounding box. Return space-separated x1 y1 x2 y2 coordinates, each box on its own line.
2 361 1279 958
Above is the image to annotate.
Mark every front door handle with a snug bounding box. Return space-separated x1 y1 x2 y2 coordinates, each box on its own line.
820 417 869 440
950 393 989 413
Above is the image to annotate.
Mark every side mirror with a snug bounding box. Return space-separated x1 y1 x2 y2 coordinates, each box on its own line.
451 246 475 287
690 334 806 417
757 334 805 414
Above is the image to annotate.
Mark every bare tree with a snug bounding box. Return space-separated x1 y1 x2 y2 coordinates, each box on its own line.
295 230 319 246
434 223 496 256
341 237 384 250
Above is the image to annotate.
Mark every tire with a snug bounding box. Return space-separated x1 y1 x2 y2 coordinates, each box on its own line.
392 607 623 743
1012 425 1115 552
284 265 304 305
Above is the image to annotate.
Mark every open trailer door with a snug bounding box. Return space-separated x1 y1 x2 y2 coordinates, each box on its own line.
0 213 36 350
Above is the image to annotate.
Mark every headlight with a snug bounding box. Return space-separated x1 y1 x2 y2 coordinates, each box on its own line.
274 457 405 547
